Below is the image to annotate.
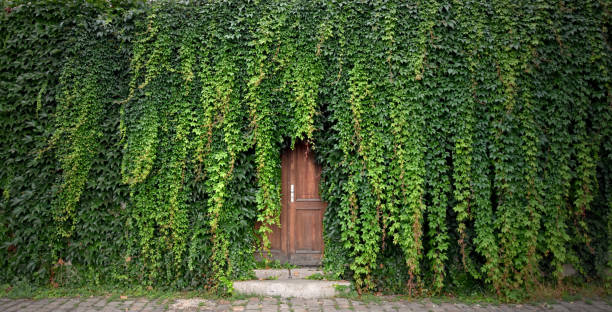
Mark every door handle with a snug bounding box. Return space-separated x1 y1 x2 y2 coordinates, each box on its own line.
290 184 294 203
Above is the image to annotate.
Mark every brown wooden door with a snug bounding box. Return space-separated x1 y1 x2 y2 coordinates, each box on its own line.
265 141 326 265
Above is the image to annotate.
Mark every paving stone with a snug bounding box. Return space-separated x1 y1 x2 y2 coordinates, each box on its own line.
83 298 101 306
244 297 260 310
132 301 147 308
31 298 52 305
0 296 609 312
94 298 109 307
304 299 320 307
54 298 80 311
378 303 396 312
291 298 306 306
590 300 612 311
233 299 248 306
213 304 231 311
244 304 260 310
1 300 22 310
45 299 68 310
335 298 349 306
321 299 335 306
349 299 363 306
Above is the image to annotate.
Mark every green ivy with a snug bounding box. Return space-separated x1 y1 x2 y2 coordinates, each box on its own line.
1 0 611 297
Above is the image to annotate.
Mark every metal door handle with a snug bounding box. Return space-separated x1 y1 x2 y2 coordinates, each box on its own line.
290 184 294 202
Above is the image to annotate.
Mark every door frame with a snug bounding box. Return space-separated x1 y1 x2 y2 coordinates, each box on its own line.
259 141 325 265
284 141 326 265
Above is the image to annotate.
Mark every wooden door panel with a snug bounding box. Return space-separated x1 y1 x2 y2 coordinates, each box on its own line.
293 209 323 252
289 141 325 264
294 143 321 201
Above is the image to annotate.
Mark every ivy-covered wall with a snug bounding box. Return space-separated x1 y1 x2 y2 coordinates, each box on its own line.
1 0 611 296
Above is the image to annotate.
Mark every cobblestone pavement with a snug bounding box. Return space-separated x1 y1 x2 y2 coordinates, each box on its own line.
1 297 611 312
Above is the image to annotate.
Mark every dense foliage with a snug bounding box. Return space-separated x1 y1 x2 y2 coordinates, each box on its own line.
1 0 611 297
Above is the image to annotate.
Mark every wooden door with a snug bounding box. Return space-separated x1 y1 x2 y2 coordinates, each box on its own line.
264 141 326 265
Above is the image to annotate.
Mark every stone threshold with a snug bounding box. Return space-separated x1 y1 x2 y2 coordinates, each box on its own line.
233 268 351 298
